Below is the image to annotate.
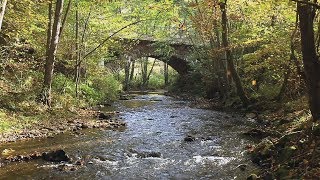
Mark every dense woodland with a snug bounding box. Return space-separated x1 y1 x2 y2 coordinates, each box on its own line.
0 0 320 178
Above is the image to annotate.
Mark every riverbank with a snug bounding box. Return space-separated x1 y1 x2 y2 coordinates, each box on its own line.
204 98 317 179
167 91 318 178
244 98 320 179
0 108 126 144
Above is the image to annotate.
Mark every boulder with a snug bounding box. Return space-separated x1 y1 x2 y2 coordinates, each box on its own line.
81 123 89 129
57 164 78 171
98 112 112 120
42 149 70 162
243 128 279 139
137 151 161 158
128 149 161 158
236 164 247 171
279 146 297 162
74 160 84 166
184 135 196 142
250 139 275 165
247 174 259 180
246 112 257 119
312 124 320 136
119 95 130 100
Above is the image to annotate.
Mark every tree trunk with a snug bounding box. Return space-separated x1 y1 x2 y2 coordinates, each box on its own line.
220 1 249 107
43 0 64 106
75 0 80 98
78 4 92 82
124 56 131 91
81 5 92 45
0 0 7 31
276 66 290 101
130 59 135 82
46 1 53 57
141 57 148 89
297 2 320 121
164 61 169 86
145 59 156 87
59 0 72 39
214 16 228 99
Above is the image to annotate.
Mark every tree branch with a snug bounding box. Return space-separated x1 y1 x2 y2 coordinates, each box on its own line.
82 19 146 60
59 0 72 39
81 5 93 44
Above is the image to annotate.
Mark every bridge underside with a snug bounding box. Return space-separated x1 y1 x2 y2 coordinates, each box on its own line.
149 55 190 75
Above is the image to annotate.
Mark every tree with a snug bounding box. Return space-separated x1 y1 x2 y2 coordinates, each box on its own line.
220 0 250 107
164 61 169 86
130 59 135 82
123 55 131 91
43 0 64 106
297 1 320 121
0 0 8 31
75 0 80 97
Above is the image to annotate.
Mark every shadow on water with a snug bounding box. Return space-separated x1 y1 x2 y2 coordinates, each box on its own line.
0 92 257 179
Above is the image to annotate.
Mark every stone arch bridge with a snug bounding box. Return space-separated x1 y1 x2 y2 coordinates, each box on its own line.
116 38 193 75
114 38 259 75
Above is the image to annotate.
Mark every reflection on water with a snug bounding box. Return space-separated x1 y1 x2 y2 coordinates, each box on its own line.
0 92 255 179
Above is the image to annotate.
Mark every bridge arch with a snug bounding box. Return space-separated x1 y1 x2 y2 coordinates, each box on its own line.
118 38 192 75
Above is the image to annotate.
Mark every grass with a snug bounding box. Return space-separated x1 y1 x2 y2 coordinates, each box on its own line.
0 109 43 133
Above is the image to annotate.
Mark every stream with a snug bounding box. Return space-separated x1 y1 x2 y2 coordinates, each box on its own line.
0 92 255 179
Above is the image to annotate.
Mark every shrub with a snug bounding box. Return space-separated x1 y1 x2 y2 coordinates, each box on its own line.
88 75 121 103
148 73 165 90
52 73 121 107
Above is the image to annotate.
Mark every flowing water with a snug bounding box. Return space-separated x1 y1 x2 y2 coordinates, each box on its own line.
0 92 255 179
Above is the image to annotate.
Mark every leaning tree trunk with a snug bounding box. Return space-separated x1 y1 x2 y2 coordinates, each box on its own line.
0 0 8 31
145 59 156 87
59 0 72 39
43 0 64 106
220 1 249 107
297 2 320 121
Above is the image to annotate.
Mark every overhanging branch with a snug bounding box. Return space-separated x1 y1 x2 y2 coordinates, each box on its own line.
82 20 147 60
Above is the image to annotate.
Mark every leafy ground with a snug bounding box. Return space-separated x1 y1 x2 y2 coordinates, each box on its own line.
236 96 320 179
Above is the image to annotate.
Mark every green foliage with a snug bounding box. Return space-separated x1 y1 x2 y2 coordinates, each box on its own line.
52 73 76 95
152 42 175 58
148 73 165 90
169 72 206 97
52 73 121 107
85 75 121 104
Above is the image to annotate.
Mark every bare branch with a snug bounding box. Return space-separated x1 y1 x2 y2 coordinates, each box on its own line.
82 19 147 60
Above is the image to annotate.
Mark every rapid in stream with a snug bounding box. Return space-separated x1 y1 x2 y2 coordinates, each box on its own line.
0 92 255 179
